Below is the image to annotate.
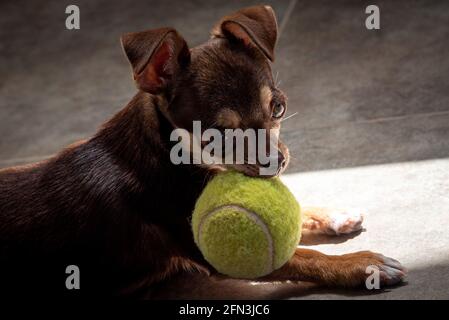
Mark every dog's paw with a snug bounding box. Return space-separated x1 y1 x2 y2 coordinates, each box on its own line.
327 209 364 235
340 251 408 288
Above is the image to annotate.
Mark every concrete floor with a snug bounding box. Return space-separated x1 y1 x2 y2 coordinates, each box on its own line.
1 0 449 299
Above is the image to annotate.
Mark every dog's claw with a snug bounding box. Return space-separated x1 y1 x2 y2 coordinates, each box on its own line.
380 255 407 272
376 254 407 286
380 266 406 285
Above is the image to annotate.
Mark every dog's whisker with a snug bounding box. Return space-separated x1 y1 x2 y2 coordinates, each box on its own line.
274 71 283 88
281 112 298 122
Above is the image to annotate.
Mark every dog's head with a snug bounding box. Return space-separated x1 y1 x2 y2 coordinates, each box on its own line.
121 5 289 177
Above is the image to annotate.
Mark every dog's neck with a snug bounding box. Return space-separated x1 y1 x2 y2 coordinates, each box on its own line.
92 90 209 184
94 92 170 168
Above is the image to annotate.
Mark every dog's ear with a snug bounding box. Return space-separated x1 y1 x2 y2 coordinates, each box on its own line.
211 5 278 61
121 28 190 94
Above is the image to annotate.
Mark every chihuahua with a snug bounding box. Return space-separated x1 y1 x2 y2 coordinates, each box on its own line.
0 5 406 298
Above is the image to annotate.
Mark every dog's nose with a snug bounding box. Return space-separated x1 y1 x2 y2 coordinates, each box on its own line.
278 150 286 167
261 150 285 175
276 151 286 175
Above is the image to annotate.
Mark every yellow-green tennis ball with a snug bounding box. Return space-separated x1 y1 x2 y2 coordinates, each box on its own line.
192 171 301 279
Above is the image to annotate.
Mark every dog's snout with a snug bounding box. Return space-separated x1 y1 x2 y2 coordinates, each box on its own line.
269 150 285 168
277 150 286 168
260 150 286 175
276 150 286 175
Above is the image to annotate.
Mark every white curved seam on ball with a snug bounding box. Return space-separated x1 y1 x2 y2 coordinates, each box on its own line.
198 204 275 274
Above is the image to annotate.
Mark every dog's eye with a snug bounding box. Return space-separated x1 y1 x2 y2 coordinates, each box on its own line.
272 102 286 119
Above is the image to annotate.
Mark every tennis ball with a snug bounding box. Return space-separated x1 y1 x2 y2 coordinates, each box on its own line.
192 171 301 279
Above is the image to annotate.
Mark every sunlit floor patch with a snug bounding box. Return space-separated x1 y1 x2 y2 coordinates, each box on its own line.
280 158 449 299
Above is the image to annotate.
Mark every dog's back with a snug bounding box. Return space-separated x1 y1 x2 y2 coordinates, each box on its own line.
0 145 110 294
0 97 209 296
0 163 49 255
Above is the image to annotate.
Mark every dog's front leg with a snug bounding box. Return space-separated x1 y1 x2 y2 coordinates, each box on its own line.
259 248 407 288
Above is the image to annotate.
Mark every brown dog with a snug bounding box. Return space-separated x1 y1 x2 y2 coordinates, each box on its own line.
0 6 406 298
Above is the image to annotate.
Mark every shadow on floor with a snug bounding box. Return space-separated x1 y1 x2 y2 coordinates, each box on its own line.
300 229 365 246
144 262 449 300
